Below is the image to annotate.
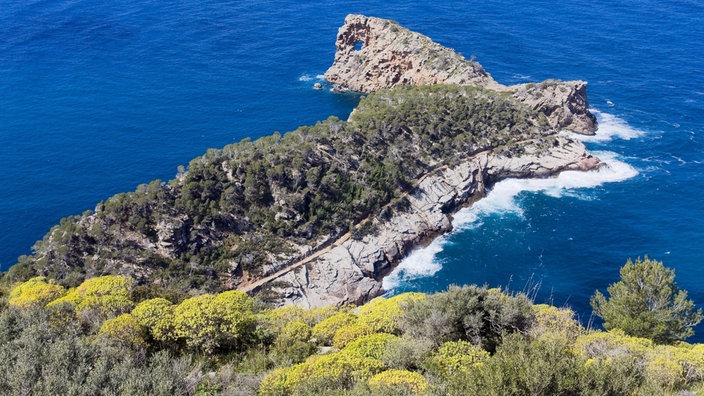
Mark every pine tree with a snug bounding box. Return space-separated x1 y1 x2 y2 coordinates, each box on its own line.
591 257 703 344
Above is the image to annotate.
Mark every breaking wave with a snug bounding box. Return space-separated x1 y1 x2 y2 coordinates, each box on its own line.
384 111 642 291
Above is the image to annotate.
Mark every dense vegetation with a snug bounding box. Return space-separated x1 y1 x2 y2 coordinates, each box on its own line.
3 84 555 296
0 259 702 395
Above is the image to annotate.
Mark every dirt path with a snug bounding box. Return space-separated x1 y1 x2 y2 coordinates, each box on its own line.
237 162 450 294
238 231 352 293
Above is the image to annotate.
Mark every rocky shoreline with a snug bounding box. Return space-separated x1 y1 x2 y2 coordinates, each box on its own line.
257 15 604 307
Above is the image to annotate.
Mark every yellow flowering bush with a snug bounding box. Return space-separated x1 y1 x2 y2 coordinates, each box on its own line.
427 340 489 378
76 295 134 316
173 290 255 353
312 312 357 345
266 304 339 329
277 321 312 344
257 366 289 396
74 275 132 298
306 305 340 325
173 294 221 352
645 344 704 385
258 351 384 395
131 297 175 342
98 313 147 349
532 304 583 339
646 354 685 388
44 275 134 318
272 321 316 363
574 330 653 360
265 305 309 331
212 290 255 336
8 276 66 308
307 352 385 388
341 333 398 360
358 293 425 334
332 323 374 349
368 369 428 395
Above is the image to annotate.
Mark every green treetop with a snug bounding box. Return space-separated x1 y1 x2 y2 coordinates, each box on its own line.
591 257 703 344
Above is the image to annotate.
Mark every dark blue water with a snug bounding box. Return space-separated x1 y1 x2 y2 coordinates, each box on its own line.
2 1 703 339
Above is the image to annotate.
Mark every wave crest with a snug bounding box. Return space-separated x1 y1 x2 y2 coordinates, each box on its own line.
571 109 643 142
384 114 641 292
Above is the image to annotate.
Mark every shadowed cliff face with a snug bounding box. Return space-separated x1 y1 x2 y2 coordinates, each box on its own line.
324 14 597 135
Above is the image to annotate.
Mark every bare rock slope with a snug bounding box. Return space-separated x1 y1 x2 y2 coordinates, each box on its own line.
325 14 597 135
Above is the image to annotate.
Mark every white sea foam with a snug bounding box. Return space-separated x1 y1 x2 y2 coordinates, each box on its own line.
454 150 637 225
298 74 326 82
382 237 444 290
570 109 643 142
384 115 642 291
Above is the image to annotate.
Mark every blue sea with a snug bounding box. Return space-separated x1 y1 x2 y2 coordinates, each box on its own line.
1 1 703 339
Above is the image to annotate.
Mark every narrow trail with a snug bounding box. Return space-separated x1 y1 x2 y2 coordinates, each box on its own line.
237 160 454 294
238 135 571 294
239 231 351 293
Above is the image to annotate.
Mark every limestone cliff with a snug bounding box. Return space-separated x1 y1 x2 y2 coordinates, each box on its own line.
324 14 597 135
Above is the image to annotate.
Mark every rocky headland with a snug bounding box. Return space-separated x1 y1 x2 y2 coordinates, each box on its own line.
325 14 597 135
4 15 602 309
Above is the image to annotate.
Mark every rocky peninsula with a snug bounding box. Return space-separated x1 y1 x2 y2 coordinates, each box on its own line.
325 14 597 135
3 15 601 308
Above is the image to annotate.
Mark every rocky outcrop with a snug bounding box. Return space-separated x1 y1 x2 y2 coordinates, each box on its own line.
324 15 501 92
325 14 597 134
270 136 600 307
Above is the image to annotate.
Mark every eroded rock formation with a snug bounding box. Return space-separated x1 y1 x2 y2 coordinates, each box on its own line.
325 14 597 135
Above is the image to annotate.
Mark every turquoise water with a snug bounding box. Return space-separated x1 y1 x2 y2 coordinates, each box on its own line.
1 1 703 338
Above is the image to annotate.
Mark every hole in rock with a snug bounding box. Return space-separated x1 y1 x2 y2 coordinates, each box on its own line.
354 41 364 51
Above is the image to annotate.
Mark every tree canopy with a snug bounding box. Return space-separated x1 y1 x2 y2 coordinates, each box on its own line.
591 257 703 344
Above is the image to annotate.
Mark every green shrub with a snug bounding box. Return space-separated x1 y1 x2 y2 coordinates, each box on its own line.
399 285 533 351
591 257 703 344
382 335 434 371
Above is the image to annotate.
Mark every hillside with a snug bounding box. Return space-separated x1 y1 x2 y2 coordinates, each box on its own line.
3 84 598 304
1 270 702 395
